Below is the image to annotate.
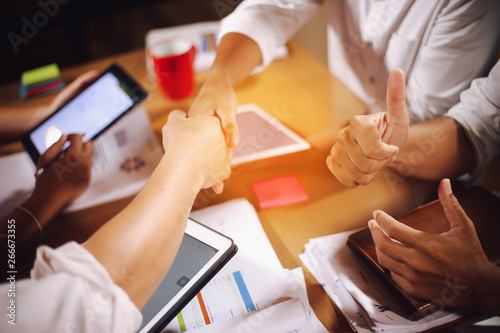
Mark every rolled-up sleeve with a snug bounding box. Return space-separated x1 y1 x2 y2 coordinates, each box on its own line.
0 242 142 333
445 61 500 181
219 0 323 68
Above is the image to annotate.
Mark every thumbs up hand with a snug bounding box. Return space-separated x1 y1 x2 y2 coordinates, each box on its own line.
327 68 409 187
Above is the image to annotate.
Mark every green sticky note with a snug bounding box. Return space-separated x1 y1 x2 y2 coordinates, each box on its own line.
21 63 60 86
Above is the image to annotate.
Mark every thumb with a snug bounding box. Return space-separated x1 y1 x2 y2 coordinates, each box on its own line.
37 134 67 168
216 109 239 147
437 178 471 230
49 70 99 112
383 68 409 148
167 110 188 123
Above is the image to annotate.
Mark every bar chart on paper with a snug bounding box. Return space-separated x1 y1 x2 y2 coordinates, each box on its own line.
170 270 258 332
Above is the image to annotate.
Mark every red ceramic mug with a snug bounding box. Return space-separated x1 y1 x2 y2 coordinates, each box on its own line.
148 38 196 100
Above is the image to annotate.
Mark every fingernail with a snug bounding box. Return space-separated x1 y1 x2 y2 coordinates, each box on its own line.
230 134 239 147
213 183 223 194
372 210 378 219
390 153 398 163
368 219 375 230
444 178 452 195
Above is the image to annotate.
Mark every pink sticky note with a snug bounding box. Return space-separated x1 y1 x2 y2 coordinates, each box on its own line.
251 173 309 210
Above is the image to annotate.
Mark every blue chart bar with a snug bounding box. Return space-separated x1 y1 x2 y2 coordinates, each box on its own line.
232 271 256 312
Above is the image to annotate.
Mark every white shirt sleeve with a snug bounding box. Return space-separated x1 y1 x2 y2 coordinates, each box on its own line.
445 61 500 181
404 0 500 123
219 0 323 68
0 242 142 333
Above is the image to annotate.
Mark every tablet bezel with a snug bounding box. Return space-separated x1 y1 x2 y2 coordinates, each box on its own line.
21 63 149 164
138 218 237 333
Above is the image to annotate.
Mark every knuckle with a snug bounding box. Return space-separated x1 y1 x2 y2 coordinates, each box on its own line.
355 174 373 186
359 160 379 174
364 145 383 159
349 115 363 128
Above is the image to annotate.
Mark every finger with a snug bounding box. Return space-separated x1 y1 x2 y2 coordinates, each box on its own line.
373 210 422 248
331 148 377 186
167 110 188 123
385 68 407 127
437 178 472 230
391 272 445 303
50 70 99 111
66 133 84 148
37 134 67 168
369 219 410 263
216 109 239 147
81 140 95 162
211 182 224 194
384 68 409 146
347 136 395 174
328 129 375 186
349 115 399 160
326 154 358 188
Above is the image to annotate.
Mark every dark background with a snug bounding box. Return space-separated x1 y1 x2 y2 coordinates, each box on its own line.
0 0 243 85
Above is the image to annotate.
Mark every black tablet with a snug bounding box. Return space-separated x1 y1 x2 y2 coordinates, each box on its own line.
138 218 238 333
21 63 149 164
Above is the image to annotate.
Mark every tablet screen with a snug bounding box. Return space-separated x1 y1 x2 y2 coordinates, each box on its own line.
139 233 218 331
29 71 135 156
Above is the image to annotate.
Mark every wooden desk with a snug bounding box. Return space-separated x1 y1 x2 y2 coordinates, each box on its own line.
1 41 473 332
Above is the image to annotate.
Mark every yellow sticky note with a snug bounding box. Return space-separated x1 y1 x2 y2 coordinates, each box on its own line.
21 63 60 86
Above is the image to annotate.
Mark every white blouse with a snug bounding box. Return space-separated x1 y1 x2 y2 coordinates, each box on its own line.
0 242 142 332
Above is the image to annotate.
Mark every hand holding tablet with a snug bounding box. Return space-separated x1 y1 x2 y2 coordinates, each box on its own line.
22 64 149 164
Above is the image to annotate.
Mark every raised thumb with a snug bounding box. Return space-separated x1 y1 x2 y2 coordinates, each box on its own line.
383 68 409 148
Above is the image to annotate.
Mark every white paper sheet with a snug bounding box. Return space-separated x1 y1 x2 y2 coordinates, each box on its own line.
163 199 326 333
301 231 472 332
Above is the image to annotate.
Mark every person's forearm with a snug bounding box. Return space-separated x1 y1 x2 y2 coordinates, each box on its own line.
474 263 500 315
0 105 48 142
0 189 69 262
82 149 204 309
389 117 475 180
208 33 262 88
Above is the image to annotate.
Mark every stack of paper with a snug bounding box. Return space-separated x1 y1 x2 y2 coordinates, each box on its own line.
20 63 65 99
0 108 163 218
163 199 328 333
299 231 472 332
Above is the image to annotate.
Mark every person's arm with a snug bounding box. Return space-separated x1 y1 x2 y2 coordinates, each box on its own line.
0 134 93 260
389 116 475 180
368 179 500 315
189 0 322 147
82 111 232 309
0 105 48 142
0 70 98 142
189 33 262 147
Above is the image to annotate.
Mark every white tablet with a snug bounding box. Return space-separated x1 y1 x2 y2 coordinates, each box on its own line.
138 218 237 333
232 104 311 165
